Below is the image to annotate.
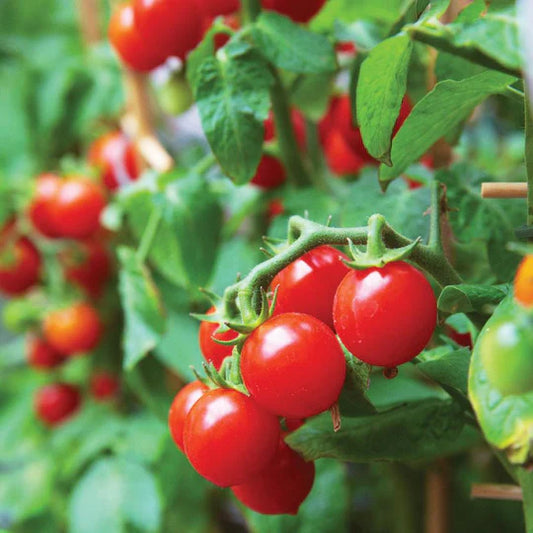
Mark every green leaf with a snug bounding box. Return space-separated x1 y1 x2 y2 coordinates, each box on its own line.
357 34 413 164
241 459 349 533
118 247 165 371
286 399 478 463
407 7 521 77
253 12 336 74
195 41 273 184
290 73 335 121
379 71 517 186
438 284 509 314
68 457 161 533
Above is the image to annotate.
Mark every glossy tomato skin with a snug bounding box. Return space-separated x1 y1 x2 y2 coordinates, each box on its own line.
198 307 238 370
27 337 67 370
231 438 315 515
261 0 325 23
183 388 280 486
60 240 112 299
514 255 533 308
88 132 139 191
90 371 120 401
271 245 349 329
241 313 346 418
333 261 437 367
168 380 208 452
134 0 202 61
35 383 81 427
28 173 61 237
0 226 41 296
43 303 103 356
108 3 167 71
50 176 106 239
195 0 239 17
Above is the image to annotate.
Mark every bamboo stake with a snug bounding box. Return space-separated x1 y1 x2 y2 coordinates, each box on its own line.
425 460 450 533
76 0 102 45
481 183 528 199
471 483 523 501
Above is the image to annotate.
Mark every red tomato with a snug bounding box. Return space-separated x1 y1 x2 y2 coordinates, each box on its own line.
446 326 473 349
267 198 285 221
28 173 61 237
285 418 305 432
251 155 286 188
199 307 238 370
43 303 103 356
50 176 106 239
27 336 67 370
168 380 208 452
232 437 315 515
264 109 306 149
0 224 41 296
333 261 437 367
34 383 81 427
514 255 533 308
261 0 325 23
324 129 366 176
200 13 240 49
88 131 139 191
241 313 346 418
60 240 112 299
90 371 120 401
195 0 239 17
183 388 280 486
271 245 349 329
108 3 168 72
336 41 357 54
134 0 202 61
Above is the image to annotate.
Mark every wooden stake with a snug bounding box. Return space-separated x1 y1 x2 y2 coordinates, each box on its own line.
425 460 450 533
481 182 528 199
471 483 523 501
76 0 102 45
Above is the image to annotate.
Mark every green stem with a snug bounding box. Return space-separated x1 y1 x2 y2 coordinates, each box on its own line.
241 0 260 23
269 69 311 187
525 93 533 227
136 209 162 263
518 469 533 533
428 180 443 250
222 215 462 322
192 152 216 176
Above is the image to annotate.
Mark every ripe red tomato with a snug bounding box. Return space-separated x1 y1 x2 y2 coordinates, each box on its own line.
28 173 61 237
27 336 67 370
261 0 325 23
168 380 208 452
50 176 106 239
199 307 238 370
271 245 349 329
34 383 81 427
333 261 437 367
267 198 285 222
514 255 533 308
446 326 473 349
60 240 112 299
195 0 239 17
90 371 120 401
264 109 306 149
232 438 315 515
241 313 346 418
88 131 139 191
324 129 366 176
200 13 240 49
0 224 41 296
43 303 103 356
134 0 202 61
183 388 280 486
108 3 167 72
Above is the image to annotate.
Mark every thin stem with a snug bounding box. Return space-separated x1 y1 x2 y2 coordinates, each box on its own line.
524 92 533 227
241 0 260 24
518 469 533 533
136 209 162 263
269 69 312 187
192 152 216 176
428 180 443 250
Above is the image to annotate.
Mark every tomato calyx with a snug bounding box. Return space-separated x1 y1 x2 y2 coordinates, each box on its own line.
345 214 421 269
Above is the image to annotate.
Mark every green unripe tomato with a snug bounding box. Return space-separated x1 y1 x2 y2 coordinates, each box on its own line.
157 73 194 115
480 314 533 396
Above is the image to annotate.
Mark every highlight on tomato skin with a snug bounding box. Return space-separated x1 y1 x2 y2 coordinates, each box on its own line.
168 380 208 452
183 388 280 487
28 173 62 238
231 437 315 515
34 383 82 427
514 255 533 308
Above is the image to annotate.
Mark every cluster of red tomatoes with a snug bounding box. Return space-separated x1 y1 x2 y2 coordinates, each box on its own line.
168 245 437 514
109 0 326 72
0 131 137 426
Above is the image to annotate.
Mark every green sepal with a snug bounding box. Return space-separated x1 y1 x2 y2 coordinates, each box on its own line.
344 236 421 269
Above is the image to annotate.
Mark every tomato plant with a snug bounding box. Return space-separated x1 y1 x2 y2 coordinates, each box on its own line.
198 307 238 369
34 383 82 427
